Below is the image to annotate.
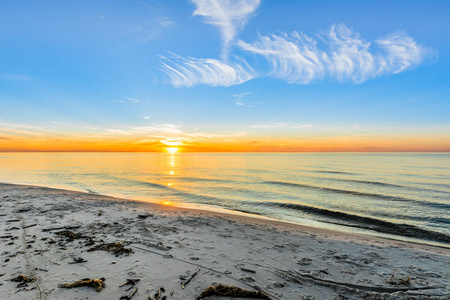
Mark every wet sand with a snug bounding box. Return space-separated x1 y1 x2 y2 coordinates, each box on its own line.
1 183 449 300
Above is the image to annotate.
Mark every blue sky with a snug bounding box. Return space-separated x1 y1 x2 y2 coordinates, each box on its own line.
0 0 449 151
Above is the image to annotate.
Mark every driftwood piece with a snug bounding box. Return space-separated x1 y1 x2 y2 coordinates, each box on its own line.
59 277 105 292
196 284 271 299
87 242 133 256
181 267 200 289
120 287 138 300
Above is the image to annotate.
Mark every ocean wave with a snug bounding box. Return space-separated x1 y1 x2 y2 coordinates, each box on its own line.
117 178 173 190
311 170 359 175
331 178 403 187
263 180 450 210
169 190 233 204
327 178 450 195
254 201 450 244
175 176 234 183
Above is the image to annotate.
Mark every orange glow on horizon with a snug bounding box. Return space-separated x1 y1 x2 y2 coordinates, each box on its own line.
0 131 449 152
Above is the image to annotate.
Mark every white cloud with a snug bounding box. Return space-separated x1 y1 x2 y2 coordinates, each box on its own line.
160 54 254 87
184 131 248 140
232 91 251 98
128 124 183 135
231 92 251 106
376 32 426 74
112 97 141 103
158 16 174 28
102 124 248 143
48 121 66 125
192 0 260 59
250 122 314 129
238 24 428 84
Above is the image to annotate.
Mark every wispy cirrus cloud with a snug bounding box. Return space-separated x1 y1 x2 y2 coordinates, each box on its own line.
160 24 430 87
238 24 429 84
159 54 254 87
192 0 260 59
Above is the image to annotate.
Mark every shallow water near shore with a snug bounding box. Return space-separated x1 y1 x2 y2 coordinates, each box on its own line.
1 152 449 245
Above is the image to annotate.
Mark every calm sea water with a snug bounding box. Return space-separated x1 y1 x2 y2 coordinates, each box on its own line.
1 153 449 246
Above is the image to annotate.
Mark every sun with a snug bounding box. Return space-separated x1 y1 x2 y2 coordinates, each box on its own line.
166 147 179 154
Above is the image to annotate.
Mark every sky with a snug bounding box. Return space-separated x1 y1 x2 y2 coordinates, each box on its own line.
0 0 449 152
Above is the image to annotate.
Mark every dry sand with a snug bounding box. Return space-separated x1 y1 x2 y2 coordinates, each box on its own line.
1 183 449 300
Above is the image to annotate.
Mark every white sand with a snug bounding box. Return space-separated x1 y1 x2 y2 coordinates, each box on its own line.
1 183 449 300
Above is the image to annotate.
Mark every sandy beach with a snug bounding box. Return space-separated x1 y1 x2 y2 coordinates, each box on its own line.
1 182 449 300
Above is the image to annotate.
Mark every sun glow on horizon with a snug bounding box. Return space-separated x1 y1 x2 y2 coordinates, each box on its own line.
166 147 179 153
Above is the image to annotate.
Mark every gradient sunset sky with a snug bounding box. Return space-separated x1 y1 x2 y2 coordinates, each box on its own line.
1 0 449 152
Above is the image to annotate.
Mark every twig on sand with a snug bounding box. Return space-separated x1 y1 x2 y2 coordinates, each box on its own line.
120 287 138 300
67 257 87 264
241 267 256 273
119 279 140 287
148 287 165 300
22 223 37 229
42 225 81 232
181 267 200 289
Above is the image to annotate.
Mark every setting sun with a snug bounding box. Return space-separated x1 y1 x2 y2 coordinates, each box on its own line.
166 147 179 153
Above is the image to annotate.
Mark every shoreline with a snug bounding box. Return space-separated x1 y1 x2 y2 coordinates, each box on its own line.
1 182 450 299
3 181 450 251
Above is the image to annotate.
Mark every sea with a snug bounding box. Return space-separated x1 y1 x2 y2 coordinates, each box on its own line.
1 153 449 247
